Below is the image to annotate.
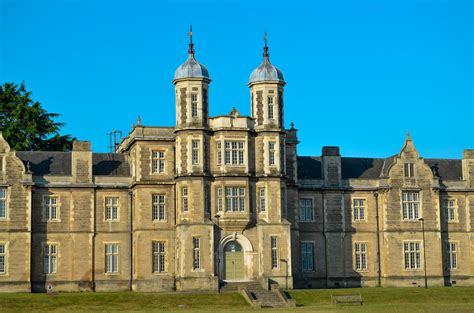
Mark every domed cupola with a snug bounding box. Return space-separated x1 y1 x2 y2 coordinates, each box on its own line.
173 27 211 82
248 31 285 86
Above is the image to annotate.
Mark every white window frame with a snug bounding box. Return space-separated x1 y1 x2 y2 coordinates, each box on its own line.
445 199 457 223
271 236 279 270
152 151 165 174
446 242 458 270
152 194 166 222
192 237 201 270
43 243 58 274
224 141 245 165
152 241 166 273
105 197 119 221
259 188 266 213
354 242 367 271
0 188 6 220
105 243 119 274
404 241 422 270
404 162 415 177
301 242 314 271
402 191 420 220
269 142 276 166
224 187 245 212
353 198 366 221
0 243 7 274
299 198 313 222
191 93 198 117
43 196 59 222
182 188 188 212
192 140 199 165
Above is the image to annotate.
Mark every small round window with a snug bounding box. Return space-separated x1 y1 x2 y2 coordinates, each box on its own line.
224 241 242 252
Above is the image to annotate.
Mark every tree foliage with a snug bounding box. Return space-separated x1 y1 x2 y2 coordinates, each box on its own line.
0 82 75 151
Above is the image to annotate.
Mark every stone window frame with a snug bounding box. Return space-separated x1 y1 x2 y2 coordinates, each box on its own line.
152 240 168 274
351 197 368 223
267 95 274 120
191 139 200 165
224 140 245 166
268 142 276 166
42 242 59 275
224 186 246 213
151 150 166 175
403 240 422 271
444 198 458 223
354 241 368 272
445 240 459 271
192 236 202 272
104 196 120 222
258 187 266 213
0 241 8 275
104 242 120 275
191 93 199 118
42 195 60 223
152 194 166 222
0 186 9 221
300 241 315 272
181 187 189 212
400 189 423 222
299 197 314 222
404 162 415 178
270 235 280 271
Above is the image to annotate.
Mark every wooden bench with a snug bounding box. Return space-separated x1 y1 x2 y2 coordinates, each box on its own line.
331 294 363 305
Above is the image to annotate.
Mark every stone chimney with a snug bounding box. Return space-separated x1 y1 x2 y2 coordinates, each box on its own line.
462 149 474 188
72 141 92 184
322 146 341 187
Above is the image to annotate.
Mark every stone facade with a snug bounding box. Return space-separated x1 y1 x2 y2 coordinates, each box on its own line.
0 39 473 292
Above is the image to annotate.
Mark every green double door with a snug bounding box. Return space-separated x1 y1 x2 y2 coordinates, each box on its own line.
224 241 244 280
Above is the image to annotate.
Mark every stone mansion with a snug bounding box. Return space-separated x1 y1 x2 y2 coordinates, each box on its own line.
0 34 473 292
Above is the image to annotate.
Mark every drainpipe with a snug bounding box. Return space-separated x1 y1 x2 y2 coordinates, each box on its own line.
322 191 328 288
92 189 96 291
374 192 381 287
129 190 133 291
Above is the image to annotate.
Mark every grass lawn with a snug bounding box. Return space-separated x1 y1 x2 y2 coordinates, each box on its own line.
0 287 473 312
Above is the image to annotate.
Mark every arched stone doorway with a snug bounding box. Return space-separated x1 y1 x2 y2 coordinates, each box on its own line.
224 241 244 280
218 234 254 282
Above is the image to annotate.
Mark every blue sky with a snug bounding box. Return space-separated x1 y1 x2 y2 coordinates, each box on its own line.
1 0 472 158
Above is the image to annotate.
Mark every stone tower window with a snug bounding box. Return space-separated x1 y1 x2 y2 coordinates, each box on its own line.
259 188 266 212
301 242 314 271
268 96 274 119
152 194 166 221
269 142 276 166
191 94 198 117
271 237 279 269
192 237 201 270
182 188 188 212
152 241 166 273
192 140 199 165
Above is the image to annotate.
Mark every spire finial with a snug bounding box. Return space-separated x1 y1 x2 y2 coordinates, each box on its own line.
263 29 269 60
188 25 194 55
406 131 411 141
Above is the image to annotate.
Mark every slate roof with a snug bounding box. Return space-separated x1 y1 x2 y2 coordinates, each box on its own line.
424 159 463 181
16 151 130 176
297 155 463 181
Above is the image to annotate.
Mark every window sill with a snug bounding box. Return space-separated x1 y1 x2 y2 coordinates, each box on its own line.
105 272 120 276
404 268 423 272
